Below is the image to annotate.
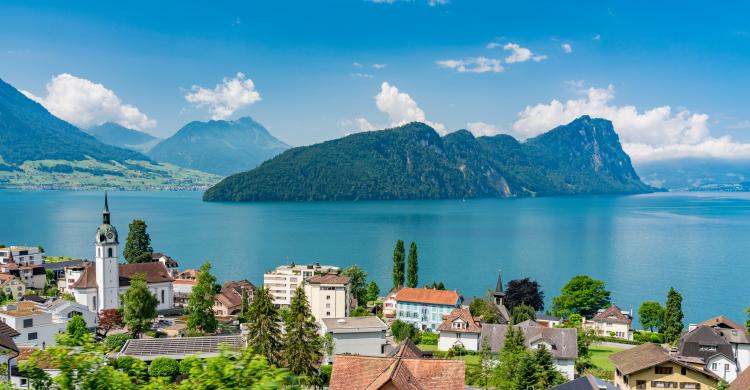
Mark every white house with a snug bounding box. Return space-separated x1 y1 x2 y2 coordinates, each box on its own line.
173 269 198 308
0 246 46 289
437 308 482 352
67 194 174 312
680 317 750 383
394 287 462 331
696 316 750 375
303 274 351 323
263 262 340 307
45 299 97 328
0 301 66 348
320 316 388 364
583 304 633 340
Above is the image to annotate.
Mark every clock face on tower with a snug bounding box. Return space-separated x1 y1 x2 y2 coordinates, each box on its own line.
106 232 114 239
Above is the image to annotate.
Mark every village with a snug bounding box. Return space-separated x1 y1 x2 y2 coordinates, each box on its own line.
0 195 748 390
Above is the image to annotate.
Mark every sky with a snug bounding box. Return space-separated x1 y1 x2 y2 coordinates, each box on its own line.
2 0 750 164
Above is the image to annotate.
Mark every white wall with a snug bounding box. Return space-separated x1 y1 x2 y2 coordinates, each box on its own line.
438 332 480 352
735 343 750 373
555 358 575 381
707 355 737 382
327 331 387 364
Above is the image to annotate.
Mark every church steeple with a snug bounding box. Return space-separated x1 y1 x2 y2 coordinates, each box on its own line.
103 192 111 225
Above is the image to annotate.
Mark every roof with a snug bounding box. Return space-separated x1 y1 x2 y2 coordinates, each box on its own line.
537 314 562 322
152 252 179 268
118 335 242 361
70 261 174 289
479 323 578 360
176 269 199 279
42 259 84 271
437 308 482 334
551 375 618 390
20 295 47 304
329 340 464 390
215 280 254 311
322 316 388 333
17 348 56 369
306 274 351 285
592 304 631 324
173 279 197 285
699 316 750 344
0 321 20 338
609 343 721 380
730 367 750 390
678 325 735 362
0 321 20 353
0 301 47 317
395 288 461 306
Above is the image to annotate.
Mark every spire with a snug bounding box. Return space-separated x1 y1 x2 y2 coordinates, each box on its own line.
495 270 504 294
103 192 111 225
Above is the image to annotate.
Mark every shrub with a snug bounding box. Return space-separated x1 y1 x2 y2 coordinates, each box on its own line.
390 320 418 343
148 357 180 378
103 333 131 352
320 364 333 385
446 344 468 358
179 357 201 375
111 356 147 381
418 331 438 345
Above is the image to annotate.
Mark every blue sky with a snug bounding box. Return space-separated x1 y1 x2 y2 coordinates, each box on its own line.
2 0 750 162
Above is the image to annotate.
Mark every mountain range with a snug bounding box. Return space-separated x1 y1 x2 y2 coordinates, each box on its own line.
86 122 161 154
636 158 750 191
203 116 654 202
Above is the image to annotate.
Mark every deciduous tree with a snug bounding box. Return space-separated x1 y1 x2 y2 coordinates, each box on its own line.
187 261 218 334
511 304 536 325
366 281 380 303
97 308 123 337
343 265 368 305
121 274 158 338
407 242 418 288
123 219 153 264
551 275 611 318
505 278 545 311
246 287 282 364
638 301 665 332
392 240 405 289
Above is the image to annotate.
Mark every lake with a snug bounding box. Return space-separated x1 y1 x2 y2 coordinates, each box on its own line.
1 190 748 325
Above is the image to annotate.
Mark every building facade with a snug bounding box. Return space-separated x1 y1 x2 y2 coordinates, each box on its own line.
394 287 462 331
610 343 720 390
303 274 351 323
437 308 482 352
0 246 46 289
320 316 388 364
584 304 633 340
263 263 340 307
0 274 25 300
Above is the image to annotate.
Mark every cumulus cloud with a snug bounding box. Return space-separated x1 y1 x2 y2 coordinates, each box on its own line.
184 72 261 120
21 73 156 130
512 84 750 162
371 82 445 133
436 57 504 73
466 122 504 137
502 43 546 63
562 43 573 53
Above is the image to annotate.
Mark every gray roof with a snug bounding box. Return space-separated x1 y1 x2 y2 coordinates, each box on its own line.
118 335 242 361
321 316 388 333
42 259 84 271
551 375 618 390
45 298 89 314
678 325 735 362
480 323 578 360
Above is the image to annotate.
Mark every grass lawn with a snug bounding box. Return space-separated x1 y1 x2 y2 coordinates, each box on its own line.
416 344 480 365
590 346 624 371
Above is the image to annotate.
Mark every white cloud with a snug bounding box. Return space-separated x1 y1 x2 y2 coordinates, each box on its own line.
353 62 363 68
486 42 502 49
562 43 573 53
184 72 261 120
351 73 374 79
512 84 750 162
372 63 387 69
436 57 504 73
728 120 750 129
21 73 156 130
373 82 445 133
502 43 546 63
466 121 504 137
428 0 449 5
354 118 377 131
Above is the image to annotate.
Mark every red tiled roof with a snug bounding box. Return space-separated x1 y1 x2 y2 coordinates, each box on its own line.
592 304 631 324
437 308 482 333
71 262 173 289
306 274 351 285
395 287 461 306
730 367 750 390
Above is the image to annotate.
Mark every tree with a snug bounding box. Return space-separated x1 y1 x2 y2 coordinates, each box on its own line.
390 320 418 342
745 305 749 332
121 273 158 338
477 337 493 388
469 296 501 324
366 281 380 303
148 357 180 379
505 278 545 311
662 287 684 344
490 326 527 389
56 315 89 346
639 301 665 332
511 304 536 325
392 240 405 289
246 287 282 364
407 242 418 288
514 353 539 390
123 219 153 263
426 281 445 290
97 308 123 337
177 347 298 389
187 261 218 334
238 288 251 323
351 306 369 317
282 287 323 386
343 265 368 305
551 275 611 318
533 345 566 389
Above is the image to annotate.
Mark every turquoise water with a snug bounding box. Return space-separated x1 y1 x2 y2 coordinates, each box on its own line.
1 190 748 325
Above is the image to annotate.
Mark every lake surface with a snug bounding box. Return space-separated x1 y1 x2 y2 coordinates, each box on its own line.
1 190 748 325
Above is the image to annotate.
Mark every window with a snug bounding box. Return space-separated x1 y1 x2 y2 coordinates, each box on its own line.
28 332 37 340
326 311 330 316
725 364 730 372
652 382 678 388
711 363 718 370
680 383 700 389
326 295 331 300
655 366 673 374
161 289 165 304
23 318 33 328
681 367 687 376
107 248 113 257
636 380 647 389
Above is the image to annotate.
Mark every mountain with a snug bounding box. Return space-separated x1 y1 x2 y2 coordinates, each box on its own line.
0 78 219 190
203 116 652 202
636 158 750 191
86 122 161 153
147 117 290 176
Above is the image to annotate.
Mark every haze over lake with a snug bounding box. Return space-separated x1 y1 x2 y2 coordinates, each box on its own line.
2 190 748 324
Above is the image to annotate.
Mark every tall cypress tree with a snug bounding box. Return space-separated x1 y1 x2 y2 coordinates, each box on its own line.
663 287 684 343
238 288 250 323
246 287 282 364
282 287 323 386
407 242 418 288
187 261 218 334
392 240 405 290
123 219 153 264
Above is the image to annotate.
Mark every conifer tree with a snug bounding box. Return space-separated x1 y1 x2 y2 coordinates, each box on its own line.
491 326 527 389
238 288 250 323
121 274 158 338
246 287 282 364
407 241 418 288
514 353 538 390
392 240 405 289
533 345 566 389
282 287 323 386
663 287 684 343
187 261 218 334
123 219 153 264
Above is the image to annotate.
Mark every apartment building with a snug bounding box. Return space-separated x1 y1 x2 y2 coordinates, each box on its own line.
263 262 339 307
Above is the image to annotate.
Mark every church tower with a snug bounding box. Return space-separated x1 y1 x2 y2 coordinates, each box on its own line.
95 192 120 311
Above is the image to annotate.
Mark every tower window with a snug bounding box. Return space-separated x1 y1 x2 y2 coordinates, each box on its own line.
108 248 113 257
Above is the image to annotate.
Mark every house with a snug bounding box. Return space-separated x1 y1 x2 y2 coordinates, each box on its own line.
320 316 388 364
44 299 97 328
382 287 401 318
152 253 179 277
677 318 750 383
0 301 67 348
0 246 46 289
695 316 750 373
0 274 26 300
42 259 84 282
584 304 633 340
263 262 340 307
304 274 351 322
537 314 563 328
329 340 465 390
172 269 198 308
610 343 721 390
729 367 750 390
551 374 618 390
213 280 254 317
0 321 19 367
437 308 482 352
481 320 578 380
66 194 175 312
394 287 462 331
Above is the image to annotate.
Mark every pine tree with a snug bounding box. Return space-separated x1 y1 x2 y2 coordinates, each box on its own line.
392 240 405 289
514 353 538 390
123 220 153 264
187 261 218 334
663 287 684 344
121 274 158 338
490 326 527 389
407 241 418 288
533 345 566 389
282 287 323 386
246 287 282 364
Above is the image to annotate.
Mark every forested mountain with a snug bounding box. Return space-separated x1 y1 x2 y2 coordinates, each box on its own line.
86 122 161 153
203 115 653 201
637 158 750 191
147 117 289 176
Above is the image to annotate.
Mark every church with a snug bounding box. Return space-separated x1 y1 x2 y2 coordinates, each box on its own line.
67 194 175 312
